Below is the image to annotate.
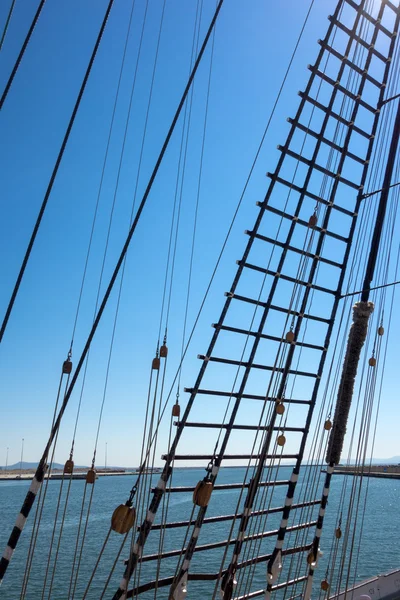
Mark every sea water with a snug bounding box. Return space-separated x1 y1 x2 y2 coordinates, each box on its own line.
0 467 398 599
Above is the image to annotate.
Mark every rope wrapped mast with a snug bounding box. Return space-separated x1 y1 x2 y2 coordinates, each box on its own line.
326 300 374 465
303 300 374 600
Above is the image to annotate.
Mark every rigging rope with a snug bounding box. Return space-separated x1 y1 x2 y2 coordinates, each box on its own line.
0 0 16 51
0 0 224 585
0 0 45 108
0 0 115 345
17 2 141 594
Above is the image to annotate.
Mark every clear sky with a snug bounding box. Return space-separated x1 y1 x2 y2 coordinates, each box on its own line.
0 0 399 469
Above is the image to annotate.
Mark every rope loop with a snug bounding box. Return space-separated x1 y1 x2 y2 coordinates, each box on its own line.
127 485 137 506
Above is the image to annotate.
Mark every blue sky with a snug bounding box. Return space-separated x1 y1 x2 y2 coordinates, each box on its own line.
1 0 399 469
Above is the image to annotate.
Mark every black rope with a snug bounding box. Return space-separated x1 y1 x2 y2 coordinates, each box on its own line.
0 0 17 51
0 0 224 584
0 0 114 345
0 0 45 108
361 99 400 302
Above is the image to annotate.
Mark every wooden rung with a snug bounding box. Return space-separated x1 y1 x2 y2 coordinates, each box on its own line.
152 480 289 494
175 421 305 433
214 323 327 352
236 575 308 599
278 146 364 188
145 499 321 531
228 292 332 323
308 67 378 114
161 453 299 461
383 0 398 14
328 16 388 63
259 202 349 243
345 0 393 37
270 301 332 324
184 387 312 405
239 260 337 295
236 542 312 571
298 91 372 139
247 230 344 268
132 521 317 564
267 172 356 216
197 354 318 379
126 544 313 596
317 40 382 89
287 117 367 165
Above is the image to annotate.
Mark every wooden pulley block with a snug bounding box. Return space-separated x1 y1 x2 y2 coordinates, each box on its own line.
86 468 96 484
111 504 136 534
62 360 72 374
285 330 295 343
277 434 286 447
378 326 384 336
369 356 376 367
308 213 318 228
307 550 316 565
324 419 332 431
193 480 213 507
160 344 168 358
321 580 330 591
64 459 74 474
152 356 160 370
335 526 342 539
172 403 180 417
275 402 285 415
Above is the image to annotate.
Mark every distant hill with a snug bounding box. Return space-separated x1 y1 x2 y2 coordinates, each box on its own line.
0 461 65 471
369 456 400 465
0 461 136 471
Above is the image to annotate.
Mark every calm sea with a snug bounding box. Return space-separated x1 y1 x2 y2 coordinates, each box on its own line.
0 466 398 599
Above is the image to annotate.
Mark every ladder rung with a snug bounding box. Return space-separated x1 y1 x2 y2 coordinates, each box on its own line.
298 91 371 139
214 323 327 352
175 422 306 433
259 201 350 243
345 0 394 37
270 301 331 323
162 453 299 461
384 0 399 13
269 172 356 216
237 576 308 600
126 545 313 596
317 40 382 89
287 117 367 165
308 66 377 114
278 146 363 189
236 542 312 571
198 354 318 379
147 500 321 531
329 15 388 63
154 480 290 493
184 387 312 405
136 521 317 564
239 260 337 295
247 230 344 269
229 292 332 324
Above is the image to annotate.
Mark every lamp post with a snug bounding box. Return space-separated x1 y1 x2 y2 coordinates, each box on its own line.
19 438 24 476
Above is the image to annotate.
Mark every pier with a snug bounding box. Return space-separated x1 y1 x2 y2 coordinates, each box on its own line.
330 464 400 479
0 470 136 481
